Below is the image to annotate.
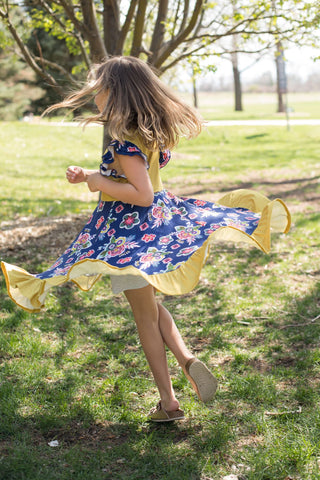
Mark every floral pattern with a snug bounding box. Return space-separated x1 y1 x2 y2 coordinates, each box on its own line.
36 139 261 283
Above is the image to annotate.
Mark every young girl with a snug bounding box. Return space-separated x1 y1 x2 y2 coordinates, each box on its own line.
1 56 291 422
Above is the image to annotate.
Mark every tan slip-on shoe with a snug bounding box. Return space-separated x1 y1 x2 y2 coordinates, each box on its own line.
185 357 218 403
148 401 185 422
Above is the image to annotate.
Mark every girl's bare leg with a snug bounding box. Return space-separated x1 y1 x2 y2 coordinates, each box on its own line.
157 301 218 403
157 302 194 370
124 285 179 412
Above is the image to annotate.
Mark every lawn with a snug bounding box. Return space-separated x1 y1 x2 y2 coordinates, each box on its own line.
0 120 320 480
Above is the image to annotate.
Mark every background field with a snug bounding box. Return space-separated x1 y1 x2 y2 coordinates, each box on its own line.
1 94 320 479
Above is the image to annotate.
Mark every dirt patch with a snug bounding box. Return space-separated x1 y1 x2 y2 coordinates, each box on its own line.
0 214 88 265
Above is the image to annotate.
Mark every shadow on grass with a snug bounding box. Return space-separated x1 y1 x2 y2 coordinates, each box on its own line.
173 174 320 205
1 210 320 478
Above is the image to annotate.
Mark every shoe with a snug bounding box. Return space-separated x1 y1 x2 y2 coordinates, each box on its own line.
148 401 185 422
185 357 218 403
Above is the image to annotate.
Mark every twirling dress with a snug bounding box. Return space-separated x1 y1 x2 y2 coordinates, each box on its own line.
1 134 291 312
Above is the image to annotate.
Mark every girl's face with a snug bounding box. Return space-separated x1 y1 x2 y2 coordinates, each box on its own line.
94 89 109 113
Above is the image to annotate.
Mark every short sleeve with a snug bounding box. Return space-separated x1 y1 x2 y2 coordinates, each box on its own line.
100 139 149 178
159 149 171 169
114 140 148 164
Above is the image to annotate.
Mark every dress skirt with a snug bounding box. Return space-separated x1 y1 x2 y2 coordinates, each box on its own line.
1 188 291 312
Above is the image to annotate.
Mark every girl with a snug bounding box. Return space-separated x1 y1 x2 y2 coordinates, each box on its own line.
1 56 291 422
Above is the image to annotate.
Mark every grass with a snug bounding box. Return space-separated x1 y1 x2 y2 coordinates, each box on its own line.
1 117 320 480
195 91 320 121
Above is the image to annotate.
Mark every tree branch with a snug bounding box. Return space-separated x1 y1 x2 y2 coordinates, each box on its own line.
149 0 168 63
103 0 120 54
116 0 138 54
34 0 91 69
178 0 190 36
79 0 107 61
0 6 64 93
130 0 147 57
153 0 204 68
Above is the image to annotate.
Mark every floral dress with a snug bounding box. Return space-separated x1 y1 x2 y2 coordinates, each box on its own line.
1 135 291 312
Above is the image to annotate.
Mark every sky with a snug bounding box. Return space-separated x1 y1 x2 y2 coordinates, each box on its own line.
215 45 320 83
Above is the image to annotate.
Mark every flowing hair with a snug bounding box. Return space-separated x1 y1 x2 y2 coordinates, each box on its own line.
46 56 203 150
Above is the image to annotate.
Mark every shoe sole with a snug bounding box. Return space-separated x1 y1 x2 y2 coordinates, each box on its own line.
187 360 218 403
149 415 185 423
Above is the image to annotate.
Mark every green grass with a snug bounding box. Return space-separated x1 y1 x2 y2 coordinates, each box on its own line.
1 121 320 479
194 91 320 120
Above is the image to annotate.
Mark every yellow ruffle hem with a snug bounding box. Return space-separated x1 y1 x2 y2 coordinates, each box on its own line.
1 189 291 312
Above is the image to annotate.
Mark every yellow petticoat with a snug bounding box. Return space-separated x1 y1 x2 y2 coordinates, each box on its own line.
1 189 291 312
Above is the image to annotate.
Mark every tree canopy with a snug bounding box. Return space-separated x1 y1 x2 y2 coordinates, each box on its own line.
0 0 319 107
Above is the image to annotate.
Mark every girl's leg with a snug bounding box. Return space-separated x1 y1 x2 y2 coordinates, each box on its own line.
157 302 194 368
157 301 218 403
124 285 179 412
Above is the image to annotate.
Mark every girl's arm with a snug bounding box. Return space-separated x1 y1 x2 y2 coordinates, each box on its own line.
67 155 154 207
87 154 154 207
66 166 98 183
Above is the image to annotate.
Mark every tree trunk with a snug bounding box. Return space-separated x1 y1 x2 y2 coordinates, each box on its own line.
192 69 198 109
232 54 242 111
275 41 287 113
103 0 120 55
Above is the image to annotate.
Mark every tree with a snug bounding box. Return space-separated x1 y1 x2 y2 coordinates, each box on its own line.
210 0 320 112
0 0 319 116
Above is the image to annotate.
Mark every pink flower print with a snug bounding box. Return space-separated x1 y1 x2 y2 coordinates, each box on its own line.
107 237 126 257
151 200 172 227
204 223 222 234
120 212 140 229
117 257 132 264
177 246 197 256
72 232 92 252
86 215 93 225
116 205 124 214
66 257 74 264
196 221 207 226
166 191 181 204
127 146 140 153
95 216 105 229
159 235 173 245
142 233 156 243
225 220 248 231
188 213 197 219
194 199 207 206
163 257 172 264
54 265 72 275
171 207 186 216
172 244 180 249
175 225 200 245
139 248 166 269
108 228 116 237
140 222 149 231
79 249 95 260
51 259 63 269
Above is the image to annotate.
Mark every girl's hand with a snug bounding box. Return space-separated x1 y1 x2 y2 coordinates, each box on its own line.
86 172 101 192
66 166 86 183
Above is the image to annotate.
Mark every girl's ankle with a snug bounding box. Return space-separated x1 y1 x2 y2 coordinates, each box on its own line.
160 398 180 412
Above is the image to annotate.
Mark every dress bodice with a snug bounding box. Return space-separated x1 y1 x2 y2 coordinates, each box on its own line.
100 134 170 202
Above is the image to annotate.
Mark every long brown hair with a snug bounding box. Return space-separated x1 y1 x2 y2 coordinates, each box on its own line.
46 56 203 150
